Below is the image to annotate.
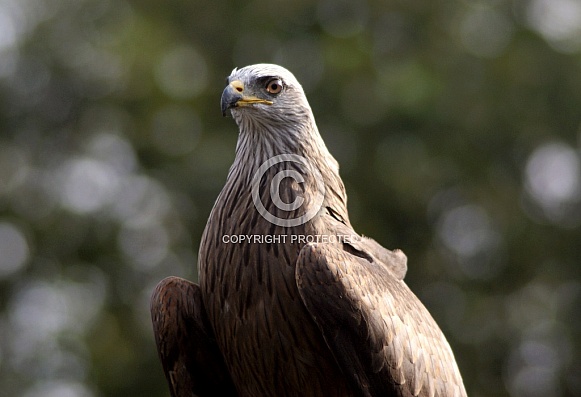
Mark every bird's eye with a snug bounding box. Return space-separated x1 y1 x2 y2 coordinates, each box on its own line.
265 79 283 94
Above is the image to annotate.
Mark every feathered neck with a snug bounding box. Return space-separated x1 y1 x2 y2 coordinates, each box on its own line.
220 109 350 229
228 109 339 185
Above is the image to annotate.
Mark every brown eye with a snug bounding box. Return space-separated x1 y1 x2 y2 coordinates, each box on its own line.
265 79 283 94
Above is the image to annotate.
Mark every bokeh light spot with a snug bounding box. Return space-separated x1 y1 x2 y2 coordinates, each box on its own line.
436 203 504 280
23 380 94 397
0 7 18 51
86 133 137 175
58 158 120 214
0 222 29 278
438 204 496 258
524 141 581 224
527 0 581 53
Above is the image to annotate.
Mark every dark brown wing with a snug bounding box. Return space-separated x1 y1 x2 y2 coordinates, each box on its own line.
295 243 466 397
150 276 238 397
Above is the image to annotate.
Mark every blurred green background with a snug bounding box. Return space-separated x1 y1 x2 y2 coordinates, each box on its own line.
1 0 580 396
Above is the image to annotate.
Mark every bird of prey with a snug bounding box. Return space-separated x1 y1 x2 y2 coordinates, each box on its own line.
151 64 467 397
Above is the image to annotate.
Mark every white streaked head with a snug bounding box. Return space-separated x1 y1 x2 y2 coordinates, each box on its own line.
220 64 313 127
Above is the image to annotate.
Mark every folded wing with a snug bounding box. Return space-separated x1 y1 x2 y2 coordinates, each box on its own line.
295 243 466 397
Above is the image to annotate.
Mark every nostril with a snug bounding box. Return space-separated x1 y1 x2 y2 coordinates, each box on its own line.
230 80 244 93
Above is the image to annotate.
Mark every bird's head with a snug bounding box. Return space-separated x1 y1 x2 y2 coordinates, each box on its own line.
219 64 344 218
221 64 312 127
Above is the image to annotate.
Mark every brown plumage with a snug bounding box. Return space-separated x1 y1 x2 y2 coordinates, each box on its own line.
151 64 467 397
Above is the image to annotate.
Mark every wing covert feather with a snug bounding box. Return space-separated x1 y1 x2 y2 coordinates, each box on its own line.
295 243 466 397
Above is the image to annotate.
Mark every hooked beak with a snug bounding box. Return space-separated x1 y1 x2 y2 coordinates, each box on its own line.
221 80 273 117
